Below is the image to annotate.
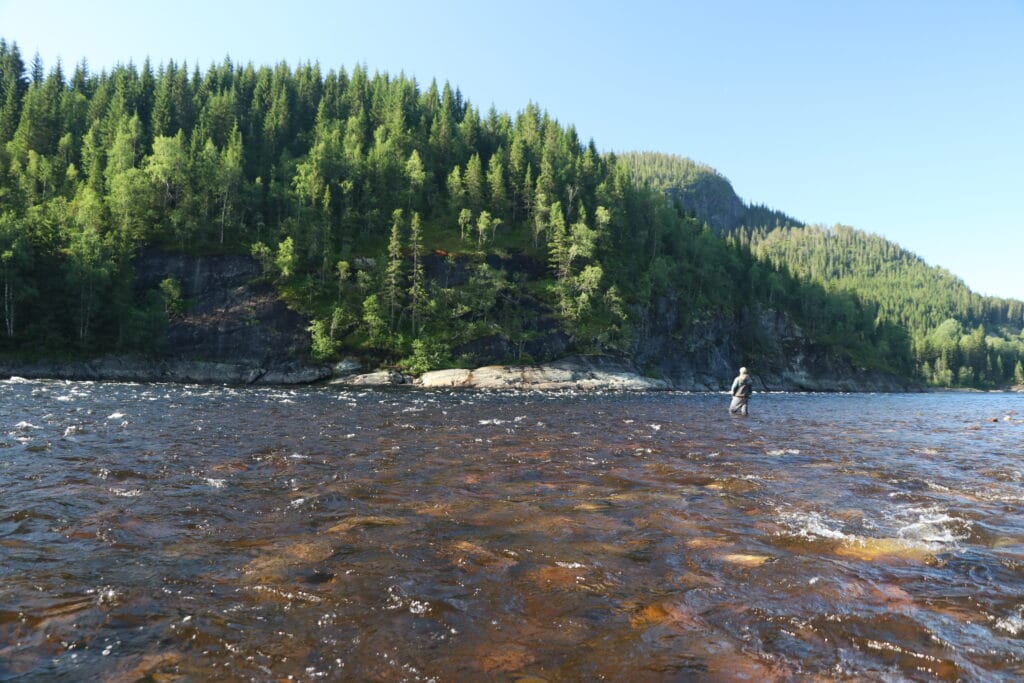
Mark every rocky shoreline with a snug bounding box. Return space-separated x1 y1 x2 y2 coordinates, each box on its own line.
0 354 921 392
0 356 331 386
0 248 926 393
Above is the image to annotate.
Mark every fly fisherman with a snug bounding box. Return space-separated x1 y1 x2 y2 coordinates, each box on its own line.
729 366 753 416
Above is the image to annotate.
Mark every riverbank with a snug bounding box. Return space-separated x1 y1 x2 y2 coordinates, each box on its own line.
0 356 330 386
0 354 921 392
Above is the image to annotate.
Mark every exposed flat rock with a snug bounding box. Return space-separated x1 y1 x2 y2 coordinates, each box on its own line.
417 368 473 388
417 356 669 391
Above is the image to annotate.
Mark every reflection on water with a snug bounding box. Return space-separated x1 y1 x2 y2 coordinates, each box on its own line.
1 381 1022 681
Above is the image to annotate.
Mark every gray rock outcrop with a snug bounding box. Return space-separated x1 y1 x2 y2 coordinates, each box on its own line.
418 356 669 391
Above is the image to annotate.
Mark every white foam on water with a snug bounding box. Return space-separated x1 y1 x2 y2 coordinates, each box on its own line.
556 561 586 569
5 376 32 384
107 412 125 420
246 584 323 603
111 488 143 497
994 610 1024 636
89 586 120 605
205 478 226 489
778 510 850 540
892 506 968 546
478 418 506 425
766 448 801 456
13 421 40 431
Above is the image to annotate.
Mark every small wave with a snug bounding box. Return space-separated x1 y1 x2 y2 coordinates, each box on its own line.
205 478 226 489
107 412 125 420
88 586 121 605
246 585 323 603
13 421 40 431
384 584 430 615
111 488 143 497
892 507 968 546
766 448 801 456
994 609 1024 636
778 510 850 540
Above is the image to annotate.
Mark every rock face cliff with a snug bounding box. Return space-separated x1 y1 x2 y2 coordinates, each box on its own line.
632 305 912 392
665 173 748 235
0 249 330 385
0 249 912 390
133 249 314 368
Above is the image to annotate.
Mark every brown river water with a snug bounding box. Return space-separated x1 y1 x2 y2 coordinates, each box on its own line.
1 380 1022 681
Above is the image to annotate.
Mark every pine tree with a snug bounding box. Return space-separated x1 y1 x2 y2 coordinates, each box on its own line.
446 165 465 213
408 212 428 335
486 148 507 220
464 152 485 212
385 208 405 328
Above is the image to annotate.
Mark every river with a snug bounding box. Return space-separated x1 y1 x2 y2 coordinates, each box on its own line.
1 380 1022 681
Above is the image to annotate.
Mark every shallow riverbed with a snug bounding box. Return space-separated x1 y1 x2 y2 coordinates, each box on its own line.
1 381 1022 680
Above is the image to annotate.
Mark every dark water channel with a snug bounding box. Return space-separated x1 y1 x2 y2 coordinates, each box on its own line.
1 380 1023 681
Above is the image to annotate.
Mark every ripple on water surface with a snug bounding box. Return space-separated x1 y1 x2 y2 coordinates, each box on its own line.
0 383 1023 680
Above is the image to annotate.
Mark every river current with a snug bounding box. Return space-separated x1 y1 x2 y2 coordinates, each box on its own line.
0 380 1022 681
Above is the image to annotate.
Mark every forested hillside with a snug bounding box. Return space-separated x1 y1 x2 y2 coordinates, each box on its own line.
0 40 1013 387
735 225 1024 387
622 152 1024 388
621 152 801 234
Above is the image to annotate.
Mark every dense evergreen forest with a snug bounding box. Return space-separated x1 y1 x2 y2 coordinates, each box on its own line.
736 225 1024 387
0 41 1019 387
623 153 1024 387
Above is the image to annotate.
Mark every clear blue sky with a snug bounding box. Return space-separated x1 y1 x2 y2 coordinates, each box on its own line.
3 0 1022 300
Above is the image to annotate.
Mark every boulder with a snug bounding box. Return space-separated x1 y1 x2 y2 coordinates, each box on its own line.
417 369 473 388
334 370 411 386
412 356 670 391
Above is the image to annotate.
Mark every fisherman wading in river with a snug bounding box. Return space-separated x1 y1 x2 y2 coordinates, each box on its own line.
729 366 753 416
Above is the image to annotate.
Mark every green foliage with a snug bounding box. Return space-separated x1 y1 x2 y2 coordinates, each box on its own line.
274 236 296 280
308 317 339 362
402 337 449 374
739 224 1024 387
158 277 183 316
0 42 1017 386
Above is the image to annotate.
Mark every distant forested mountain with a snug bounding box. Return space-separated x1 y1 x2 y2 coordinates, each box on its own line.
621 152 801 234
622 151 1024 387
0 39 1019 387
734 225 1024 386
